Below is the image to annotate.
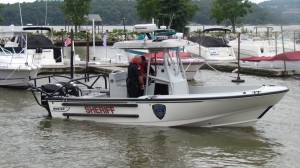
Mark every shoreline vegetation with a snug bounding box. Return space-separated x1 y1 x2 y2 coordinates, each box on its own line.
53 28 138 47
52 28 300 47
1 25 299 46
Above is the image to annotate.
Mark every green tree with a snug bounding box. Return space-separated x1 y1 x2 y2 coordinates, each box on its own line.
0 4 4 23
210 0 252 33
136 0 198 32
60 0 91 33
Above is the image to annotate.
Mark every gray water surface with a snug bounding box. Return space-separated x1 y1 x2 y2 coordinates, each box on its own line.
0 69 299 167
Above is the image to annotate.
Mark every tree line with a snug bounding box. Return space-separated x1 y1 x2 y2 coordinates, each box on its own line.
0 0 297 30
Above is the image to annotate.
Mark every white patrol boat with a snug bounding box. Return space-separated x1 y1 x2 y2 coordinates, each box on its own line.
28 36 288 127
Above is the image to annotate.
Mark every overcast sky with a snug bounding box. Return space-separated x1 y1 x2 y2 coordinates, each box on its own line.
1 0 268 4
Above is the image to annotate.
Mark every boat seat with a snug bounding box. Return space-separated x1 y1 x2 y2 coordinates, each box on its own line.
110 71 127 87
80 89 107 97
111 71 127 82
109 71 128 97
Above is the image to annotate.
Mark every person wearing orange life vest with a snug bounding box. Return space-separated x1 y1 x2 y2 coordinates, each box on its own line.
140 56 155 77
126 56 145 97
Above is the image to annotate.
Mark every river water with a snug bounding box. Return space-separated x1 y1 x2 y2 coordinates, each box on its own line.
1 47 300 167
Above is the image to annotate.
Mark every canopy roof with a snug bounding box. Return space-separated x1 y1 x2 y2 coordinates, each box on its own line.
142 51 192 59
241 51 300 62
86 14 102 22
188 36 230 47
23 27 52 32
27 35 59 49
203 28 231 33
113 39 192 50
270 51 300 61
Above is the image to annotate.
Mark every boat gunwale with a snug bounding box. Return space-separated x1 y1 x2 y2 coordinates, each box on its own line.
45 88 289 102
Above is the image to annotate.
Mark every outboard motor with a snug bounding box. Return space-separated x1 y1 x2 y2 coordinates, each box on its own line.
33 81 80 118
64 82 80 97
41 83 66 96
40 82 66 111
41 82 80 97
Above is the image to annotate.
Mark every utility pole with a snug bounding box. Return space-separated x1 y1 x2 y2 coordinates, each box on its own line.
122 18 126 40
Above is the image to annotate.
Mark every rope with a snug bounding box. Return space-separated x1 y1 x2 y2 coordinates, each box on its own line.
1 65 22 84
204 62 220 72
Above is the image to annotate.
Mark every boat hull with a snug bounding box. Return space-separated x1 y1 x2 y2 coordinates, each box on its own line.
232 45 262 58
186 45 236 61
0 65 40 87
181 59 205 80
45 86 287 127
0 30 41 87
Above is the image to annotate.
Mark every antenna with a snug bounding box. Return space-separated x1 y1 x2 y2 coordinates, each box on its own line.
45 1 48 25
18 3 23 27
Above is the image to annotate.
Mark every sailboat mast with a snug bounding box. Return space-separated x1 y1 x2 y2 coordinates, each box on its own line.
45 1 48 25
18 3 23 27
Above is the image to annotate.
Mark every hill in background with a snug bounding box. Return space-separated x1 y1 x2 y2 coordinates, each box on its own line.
0 0 299 26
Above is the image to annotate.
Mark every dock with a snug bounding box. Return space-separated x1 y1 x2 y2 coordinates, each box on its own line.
38 62 127 76
38 61 295 77
201 61 295 77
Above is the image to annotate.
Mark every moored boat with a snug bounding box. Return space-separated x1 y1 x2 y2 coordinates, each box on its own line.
228 28 300 59
228 34 263 58
0 31 41 87
240 51 300 74
185 28 236 61
28 36 288 127
22 26 65 66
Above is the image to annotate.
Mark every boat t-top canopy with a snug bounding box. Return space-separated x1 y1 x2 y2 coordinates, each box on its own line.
22 27 52 32
203 28 231 33
113 39 192 50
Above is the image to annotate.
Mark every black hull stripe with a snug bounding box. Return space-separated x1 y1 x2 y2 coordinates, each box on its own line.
258 106 273 119
62 113 139 118
0 78 26 80
47 89 289 102
62 103 138 107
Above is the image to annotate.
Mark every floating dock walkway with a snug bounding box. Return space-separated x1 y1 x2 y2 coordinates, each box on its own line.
38 62 127 76
202 61 295 77
38 61 295 77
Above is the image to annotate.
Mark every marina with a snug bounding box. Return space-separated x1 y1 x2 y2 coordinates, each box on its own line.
35 45 297 78
1 36 299 167
1 27 298 167
33 25 300 78
37 60 296 77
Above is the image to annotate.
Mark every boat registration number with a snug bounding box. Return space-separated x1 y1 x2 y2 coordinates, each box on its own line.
209 48 218 55
85 106 115 114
